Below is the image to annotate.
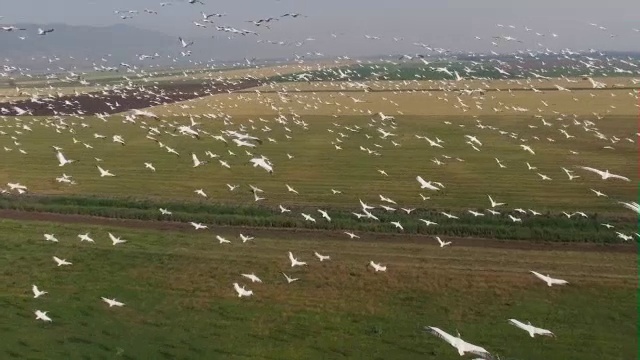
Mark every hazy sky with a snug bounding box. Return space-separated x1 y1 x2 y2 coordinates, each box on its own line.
2 0 639 59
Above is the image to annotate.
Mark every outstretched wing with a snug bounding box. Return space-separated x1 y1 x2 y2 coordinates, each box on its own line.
424 326 457 347
609 173 630 181
577 166 603 176
508 318 527 330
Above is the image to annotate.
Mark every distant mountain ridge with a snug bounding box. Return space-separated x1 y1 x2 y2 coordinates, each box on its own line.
0 23 237 71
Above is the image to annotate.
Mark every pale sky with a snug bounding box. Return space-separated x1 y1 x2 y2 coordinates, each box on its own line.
1 0 639 59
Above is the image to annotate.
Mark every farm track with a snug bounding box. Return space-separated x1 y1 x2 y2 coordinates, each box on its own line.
0 79 262 116
0 209 635 253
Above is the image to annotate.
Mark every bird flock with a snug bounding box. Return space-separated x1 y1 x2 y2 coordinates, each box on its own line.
1 2 639 359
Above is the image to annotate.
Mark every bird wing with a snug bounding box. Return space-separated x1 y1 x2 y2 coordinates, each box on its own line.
56 151 65 165
233 283 242 293
609 173 630 181
530 271 546 281
463 343 492 358
508 319 527 330
425 327 457 346
578 166 603 176
32 285 38 294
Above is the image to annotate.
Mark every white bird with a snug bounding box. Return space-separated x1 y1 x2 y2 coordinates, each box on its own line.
425 327 492 358
435 236 451 247
317 209 331 221
194 189 207 197
440 212 459 219
240 234 254 243
32 285 48 298
530 271 568 286
301 213 316 223
78 233 95 243
508 214 522 223
618 201 640 214
44 234 58 242
232 283 253 297
101 297 125 307
468 210 484 217
250 157 273 173
190 222 208 230
108 233 127 245
55 151 76 166
179 36 194 48
242 273 262 283
508 319 555 338
616 232 633 241
488 195 505 208
216 235 231 244
279 205 291 213
344 231 360 239
37 28 54 35
52 256 72 266
97 165 115 177
144 162 156 172
282 272 299 283
314 251 331 261
590 189 607 197
420 219 438 226
416 176 440 191
369 261 387 272
191 153 208 167
35 310 52 322
577 166 630 181
359 199 375 211
390 221 404 231
288 251 307 267
520 144 535 155
286 184 299 194
159 208 172 215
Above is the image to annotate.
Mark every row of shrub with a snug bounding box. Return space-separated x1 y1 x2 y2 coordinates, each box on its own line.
1 194 637 243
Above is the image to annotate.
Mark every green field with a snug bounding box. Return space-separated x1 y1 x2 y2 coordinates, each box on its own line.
268 61 640 83
1 219 635 359
0 110 637 241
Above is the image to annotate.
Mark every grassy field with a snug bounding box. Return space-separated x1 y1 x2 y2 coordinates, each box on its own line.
0 76 637 241
267 61 640 83
156 86 639 117
0 219 636 359
251 77 640 92
0 112 637 241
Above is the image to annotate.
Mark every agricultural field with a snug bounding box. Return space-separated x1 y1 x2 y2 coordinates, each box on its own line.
267 61 640 83
250 76 640 93
1 75 638 242
2 1 639 359
1 219 636 359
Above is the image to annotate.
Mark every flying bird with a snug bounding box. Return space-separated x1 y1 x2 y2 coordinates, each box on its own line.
530 271 568 286
577 166 630 181
508 319 555 338
425 326 492 358
101 297 125 307
32 285 48 298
